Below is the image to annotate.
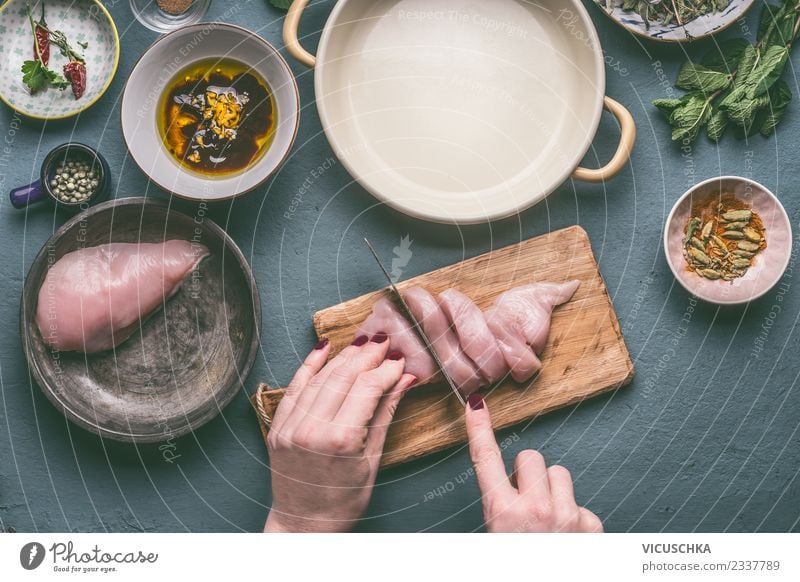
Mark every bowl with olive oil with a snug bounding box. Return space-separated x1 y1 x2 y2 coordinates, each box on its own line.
121 24 299 201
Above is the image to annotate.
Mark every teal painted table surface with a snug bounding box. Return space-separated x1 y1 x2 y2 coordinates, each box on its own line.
0 0 798 532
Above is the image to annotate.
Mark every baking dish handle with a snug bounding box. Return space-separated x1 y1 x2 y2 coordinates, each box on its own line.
571 97 636 183
284 0 317 68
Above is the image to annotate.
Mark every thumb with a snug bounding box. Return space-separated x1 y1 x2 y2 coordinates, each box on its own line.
465 394 517 501
365 373 416 458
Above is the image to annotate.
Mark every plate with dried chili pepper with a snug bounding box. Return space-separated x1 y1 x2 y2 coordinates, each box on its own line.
0 0 119 120
664 176 792 305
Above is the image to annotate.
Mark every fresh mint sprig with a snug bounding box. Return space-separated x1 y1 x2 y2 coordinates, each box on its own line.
653 0 800 143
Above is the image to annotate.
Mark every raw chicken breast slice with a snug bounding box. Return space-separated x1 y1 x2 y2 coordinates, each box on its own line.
484 281 580 383
438 288 509 384
36 241 209 353
484 305 542 383
404 287 484 395
356 297 439 384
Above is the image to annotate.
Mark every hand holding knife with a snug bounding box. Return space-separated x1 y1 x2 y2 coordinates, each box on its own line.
364 238 467 407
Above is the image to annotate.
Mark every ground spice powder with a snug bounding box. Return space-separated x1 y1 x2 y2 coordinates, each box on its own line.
156 0 194 15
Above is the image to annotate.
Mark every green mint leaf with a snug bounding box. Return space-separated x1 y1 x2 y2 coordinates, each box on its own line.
723 98 756 130
670 95 712 143
268 0 292 9
770 13 798 46
719 87 743 110
702 39 750 73
760 108 787 136
706 108 728 142
745 45 789 98
733 45 759 87
676 62 732 94
652 98 683 113
760 79 792 136
757 4 782 42
718 45 760 109
768 78 793 109
723 93 771 132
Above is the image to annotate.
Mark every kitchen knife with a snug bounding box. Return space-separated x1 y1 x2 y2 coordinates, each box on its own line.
364 238 467 407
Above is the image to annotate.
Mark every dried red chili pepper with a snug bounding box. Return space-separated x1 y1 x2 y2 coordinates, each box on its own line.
33 5 50 66
63 61 86 99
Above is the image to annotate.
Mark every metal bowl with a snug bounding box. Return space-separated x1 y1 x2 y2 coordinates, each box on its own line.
20 197 261 442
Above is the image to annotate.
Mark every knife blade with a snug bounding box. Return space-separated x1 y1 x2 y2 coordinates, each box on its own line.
363 238 467 407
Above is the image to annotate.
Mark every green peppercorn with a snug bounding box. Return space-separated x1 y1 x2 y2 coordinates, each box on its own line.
51 157 99 203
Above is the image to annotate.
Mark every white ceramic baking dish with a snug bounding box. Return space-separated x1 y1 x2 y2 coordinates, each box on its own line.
285 0 635 223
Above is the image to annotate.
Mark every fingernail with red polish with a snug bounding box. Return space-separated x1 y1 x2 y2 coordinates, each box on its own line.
351 335 369 347
371 332 389 344
314 338 329 350
468 393 484 411
407 376 418 388
387 350 404 361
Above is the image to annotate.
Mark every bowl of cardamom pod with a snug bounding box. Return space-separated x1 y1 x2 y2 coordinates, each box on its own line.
664 176 792 305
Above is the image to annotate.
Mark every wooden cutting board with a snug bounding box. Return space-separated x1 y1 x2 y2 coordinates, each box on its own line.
253 225 634 468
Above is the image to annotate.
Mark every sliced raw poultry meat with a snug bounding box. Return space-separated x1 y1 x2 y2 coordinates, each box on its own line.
484 281 580 382
36 241 209 353
404 287 484 395
438 288 509 384
355 297 440 384
353 280 578 393
484 305 543 383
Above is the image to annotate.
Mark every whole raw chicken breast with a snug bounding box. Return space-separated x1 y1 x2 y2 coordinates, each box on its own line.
36 241 209 353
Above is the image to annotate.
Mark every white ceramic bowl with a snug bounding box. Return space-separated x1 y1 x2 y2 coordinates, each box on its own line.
0 0 119 120
121 23 299 201
664 176 793 305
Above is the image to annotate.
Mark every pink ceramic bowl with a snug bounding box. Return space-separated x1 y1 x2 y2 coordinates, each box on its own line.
664 176 793 305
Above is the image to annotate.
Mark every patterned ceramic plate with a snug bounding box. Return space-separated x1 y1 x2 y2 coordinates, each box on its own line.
0 0 119 119
594 0 756 42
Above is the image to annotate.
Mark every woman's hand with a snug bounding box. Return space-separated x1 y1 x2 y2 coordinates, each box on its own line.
464 394 603 533
264 335 416 533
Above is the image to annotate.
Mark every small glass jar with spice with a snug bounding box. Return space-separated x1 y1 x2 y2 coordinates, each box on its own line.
129 0 211 33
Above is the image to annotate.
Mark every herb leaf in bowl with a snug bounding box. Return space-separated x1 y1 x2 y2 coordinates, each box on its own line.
653 0 800 143
21 59 69 93
618 0 732 28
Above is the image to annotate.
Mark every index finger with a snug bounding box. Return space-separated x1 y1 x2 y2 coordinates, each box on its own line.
464 394 517 502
